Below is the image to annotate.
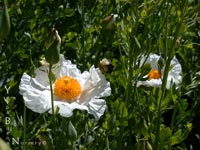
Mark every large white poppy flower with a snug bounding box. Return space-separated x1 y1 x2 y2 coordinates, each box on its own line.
19 55 111 120
137 54 182 89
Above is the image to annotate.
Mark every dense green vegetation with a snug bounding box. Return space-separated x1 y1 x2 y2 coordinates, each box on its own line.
0 0 200 149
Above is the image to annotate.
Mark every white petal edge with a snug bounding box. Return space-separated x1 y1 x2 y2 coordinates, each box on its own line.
19 73 51 113
137 79 162 88
79 66 111 104
51 98 107 120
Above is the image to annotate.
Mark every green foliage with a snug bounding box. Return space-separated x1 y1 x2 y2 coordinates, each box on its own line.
0 0 11 41
0 0 200 150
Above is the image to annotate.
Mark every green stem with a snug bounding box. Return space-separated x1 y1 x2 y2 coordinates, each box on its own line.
161 60 171 91
106 135 110 150
124 2 140 149
81 0 85 67
152 88 161 150
49 64 58 148
49 64 54 116
154 108 161 150
23 104 26 150
154 4 185 149
162 15 184 91
170 103 177 131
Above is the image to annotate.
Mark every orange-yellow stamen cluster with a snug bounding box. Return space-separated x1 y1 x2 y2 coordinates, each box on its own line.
54 76 81 102
148 70 161 80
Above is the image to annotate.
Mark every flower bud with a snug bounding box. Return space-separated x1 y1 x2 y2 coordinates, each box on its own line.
39 56 49 66
98 58 113 74
100 14 118 30
175 38 180 48
138 140 152 150
44 28 61 65
0 0 11 41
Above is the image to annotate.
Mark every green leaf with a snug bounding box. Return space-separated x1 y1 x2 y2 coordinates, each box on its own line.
11 127 22 138
68 121 77 139
115 101 128 118
160 126 172 148
171 129 183 146
134 35 141 49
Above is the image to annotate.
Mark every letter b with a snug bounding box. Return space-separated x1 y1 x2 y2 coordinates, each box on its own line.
5 117 10 125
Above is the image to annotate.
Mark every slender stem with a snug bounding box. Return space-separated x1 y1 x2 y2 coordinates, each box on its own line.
49 64 58 148
162 14 184 91
154 3 185 149
170 103 177 131
49 64 54 116
23 104 26 150
106 135 110 150
81 0 85 67
124 1 139 149
161 60 171 91
154 107 161 150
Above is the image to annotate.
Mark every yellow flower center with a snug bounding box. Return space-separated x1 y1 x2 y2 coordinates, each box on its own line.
148 70 161 80
54 76 81 102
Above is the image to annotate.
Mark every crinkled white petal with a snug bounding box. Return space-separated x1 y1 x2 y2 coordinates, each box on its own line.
137 54 182 89
50 98 107 120
59 56 82 78
35 66 50 87
78 66 111 104
137 79 162 88
19 55 111 120
19 73 51 113
87 98 107 120
50 101 88 117
58 55 88 87
140 54 161 69
167 57 182 86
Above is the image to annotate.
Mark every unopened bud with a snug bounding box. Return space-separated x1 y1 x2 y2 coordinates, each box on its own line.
100 14 118 30
98 58 113 74
44 28 61 65
39 56 49 66
0 0 11 40
145 141 152 150
175 39 180 48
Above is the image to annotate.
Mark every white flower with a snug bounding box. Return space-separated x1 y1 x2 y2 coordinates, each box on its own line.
137 54 182 89
19 55 111 120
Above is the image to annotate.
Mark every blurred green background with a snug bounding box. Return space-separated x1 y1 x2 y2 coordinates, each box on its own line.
0 0 200 149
